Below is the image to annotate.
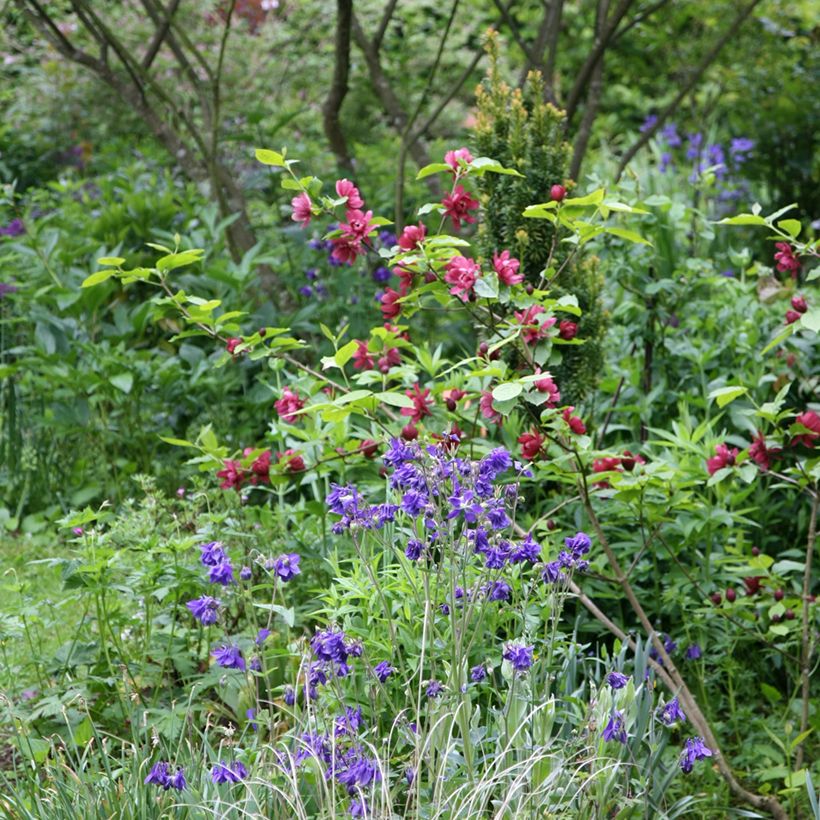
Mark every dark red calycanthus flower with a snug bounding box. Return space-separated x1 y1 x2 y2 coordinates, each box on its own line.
558 320 578 340
226 337 243 354
562 406 587 435
518 429 545 461
359 439 379 458
706 443 738 475
401 384 434 423
381 287 403 320
793 410 820 448
550 184 566 202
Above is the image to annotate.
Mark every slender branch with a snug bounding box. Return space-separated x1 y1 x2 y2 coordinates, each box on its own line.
569 0 608 178
795 490 819 770
614 0 763 181
141 0 181 70
492 0 538 67
323 0 354 171
564 0 634 124
610 0 670 44
541 0 564 101
373 0 400 51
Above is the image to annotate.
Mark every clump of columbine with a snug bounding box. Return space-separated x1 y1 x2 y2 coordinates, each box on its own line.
273 435 599 813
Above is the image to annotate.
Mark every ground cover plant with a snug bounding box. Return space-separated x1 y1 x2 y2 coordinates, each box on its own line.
0 2 818 819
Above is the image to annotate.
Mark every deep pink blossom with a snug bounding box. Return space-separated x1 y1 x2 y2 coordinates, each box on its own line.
773 242 800 277
442 185 479 229
243 448 272 485
444 255 480 302
377 346 401 372
793 411 820 448
706 443 738 475
493 250 523 286
558 320 578 340
514 305 555 345
226 337 243 354
401 384 434 423
381 287 403 319
275 388 305 423
562 406 587 435
339 208 377 241
352 340 375 371
291 192 312 228
398 223 426 251
533 370 561 406
278 449 305 472
749 433 777 471
480 390 501 425
518 429 544 461
330 235 363 265
444 147 474 172
335 179 364 209
550 184 567 202
217 460 245 491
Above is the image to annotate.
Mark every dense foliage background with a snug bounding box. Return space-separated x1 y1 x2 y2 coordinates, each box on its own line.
0 1 817 818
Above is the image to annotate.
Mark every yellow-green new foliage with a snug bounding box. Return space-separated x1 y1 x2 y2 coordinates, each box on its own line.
473 34 607 405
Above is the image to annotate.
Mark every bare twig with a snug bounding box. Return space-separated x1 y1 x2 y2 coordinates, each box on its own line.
564 0 634 124
323 0 354 171
141 0 182 70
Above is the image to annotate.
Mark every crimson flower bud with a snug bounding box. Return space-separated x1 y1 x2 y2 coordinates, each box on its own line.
791 294 808 313
550 184 566 202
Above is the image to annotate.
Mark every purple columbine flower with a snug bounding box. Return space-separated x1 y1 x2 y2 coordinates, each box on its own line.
212 644 245 671
679 737 712 773
186 595 221 625
541 560 564 584
686 643 702 660
144 761 186 791
0 281 19 298
478 447 512 481
405 538 424 561
211 761 248 783
660 122 681 148
640 114 659 133
484 542 510 570
349 797 368 817
272 553 301 581
383 438 418 468
565 531 591 557
510 533 541 563
311 627 350 663
372 266 391 283
374 661 394 683
209 560 235 586
470 664 486 683
659 696 686 726
200 541 227 566
247 708 258 731
503 643 534 673
240 566 252 581
0 218 25 237
426 680 444 698
256 628 271 645
404 767 415 785
606 671 629 690
486 580 511 602
401 489 428 517
603 711 627 743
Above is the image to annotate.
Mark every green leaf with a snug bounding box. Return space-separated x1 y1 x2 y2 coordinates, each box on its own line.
603 226 652 245
777 219 801 238
159 436 193 448
469 156 524 177
708 385 748 408
335 389 373 406
109 373 133 394
334 340 359 368
474 276 499 299
492 382 523 402
718 214 768 226
81 270 114 288
761 324 797 354
96 256 125 267
800 308 820 333
156 249 204 273
376 391 415 409
563 188 605 207
416 163 451 180
255 148 285 166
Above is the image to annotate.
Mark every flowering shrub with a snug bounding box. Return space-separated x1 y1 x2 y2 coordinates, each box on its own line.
40 130 819 819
